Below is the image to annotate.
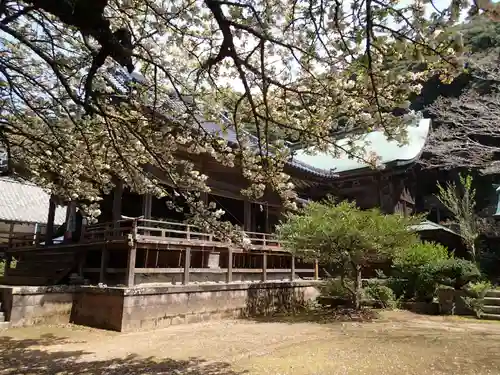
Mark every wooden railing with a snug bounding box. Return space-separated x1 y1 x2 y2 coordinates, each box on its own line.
81 219 135 243
0 230 48 249
81 218 283 250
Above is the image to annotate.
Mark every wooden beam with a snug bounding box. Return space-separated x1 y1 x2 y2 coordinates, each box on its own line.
45 195 56 246
126 244 137 287
142 193 152 219
112 180 124 223
183 247 191 284
65 201 77 240
244 200 252 231
314 259 319 280
227 247 233 282
7 222 14 249
262 252 267 282
99 245 108 284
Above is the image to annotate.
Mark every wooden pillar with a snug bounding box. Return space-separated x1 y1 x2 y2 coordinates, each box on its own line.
126 244 137 287
291 255 295 281
45 195 56 245
262 252 267 282
34 224 42 247
99 245 108 284
314 259 319 280
142 193 152 219
5 253 12 276
64 201 77 241
183 247 191 285
227 248 233 283
243 200 252 231
7 222 13 249
112 180 124 223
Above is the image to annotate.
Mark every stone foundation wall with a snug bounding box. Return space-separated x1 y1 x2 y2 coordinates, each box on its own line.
0 281 321 332
0 286 75 327
72 281 321 332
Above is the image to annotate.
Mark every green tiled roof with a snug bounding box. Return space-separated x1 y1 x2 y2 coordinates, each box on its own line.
291 118 431 175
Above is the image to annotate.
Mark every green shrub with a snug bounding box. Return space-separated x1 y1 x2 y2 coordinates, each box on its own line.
421 258 481 290
393 241 450 273
391 241 451 302
364 283 397 309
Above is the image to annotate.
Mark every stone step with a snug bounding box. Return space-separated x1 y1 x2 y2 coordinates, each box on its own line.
483 305 500 314
483 297 500 306
485 290 500 298
0 321 9 330
481 313 500 321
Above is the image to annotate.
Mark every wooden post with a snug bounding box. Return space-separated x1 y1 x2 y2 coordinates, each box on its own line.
142 192 152 236
314 259 319 280
126 244 137 287
34 224 42 247
5 253 12 276
112 180 124 224
227 248 233 283
183 247 191 285
99 244 108 284
7 222 14 249
142 193 152 219
262 252 267 282
45 195 56 246
64 201 77 241
291 255 295 281
243 200 252 232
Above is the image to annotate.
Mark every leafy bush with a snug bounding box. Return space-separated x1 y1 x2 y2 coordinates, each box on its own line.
364 283 397 309
393 241 450 273
421 258 481 290
391 241 451 301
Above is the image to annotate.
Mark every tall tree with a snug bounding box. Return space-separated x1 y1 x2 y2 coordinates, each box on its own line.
0 0 485 227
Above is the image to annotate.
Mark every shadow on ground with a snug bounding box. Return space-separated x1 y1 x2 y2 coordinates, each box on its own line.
0 334 246 375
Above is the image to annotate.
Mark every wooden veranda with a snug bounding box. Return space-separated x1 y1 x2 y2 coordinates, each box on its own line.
2 218 318 286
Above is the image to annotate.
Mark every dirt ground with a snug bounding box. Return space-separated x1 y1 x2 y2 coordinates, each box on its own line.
1 310 500 375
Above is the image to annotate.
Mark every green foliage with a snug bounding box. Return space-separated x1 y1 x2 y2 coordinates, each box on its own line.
462 280 493 318
0 260 4 277
278 197 422 265
419 258 481 290
391 241 451 301
278 197 422 309
461 17 500 53
393 241 450 273
390 241 480 301
436 173 479 262
364 283 397 309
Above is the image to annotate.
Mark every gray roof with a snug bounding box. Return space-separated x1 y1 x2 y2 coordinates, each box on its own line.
0 176 66 225
410 220 462 237
110 70 429 180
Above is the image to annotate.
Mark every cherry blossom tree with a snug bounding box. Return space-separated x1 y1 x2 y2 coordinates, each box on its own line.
0 0 490 229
